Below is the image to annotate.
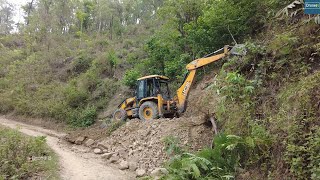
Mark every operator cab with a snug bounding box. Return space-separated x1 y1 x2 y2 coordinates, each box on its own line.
136 75 171 101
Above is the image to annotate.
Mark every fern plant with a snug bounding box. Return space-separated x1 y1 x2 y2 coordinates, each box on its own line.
163 134 251 180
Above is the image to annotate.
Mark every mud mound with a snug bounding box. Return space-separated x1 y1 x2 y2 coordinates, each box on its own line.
96 116 213 173
184 72 219 118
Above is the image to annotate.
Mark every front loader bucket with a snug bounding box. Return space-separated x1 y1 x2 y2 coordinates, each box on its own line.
230 44 247 56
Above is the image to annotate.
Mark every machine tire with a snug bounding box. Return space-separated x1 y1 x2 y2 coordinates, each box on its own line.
139 101 159 121
113 109 127 122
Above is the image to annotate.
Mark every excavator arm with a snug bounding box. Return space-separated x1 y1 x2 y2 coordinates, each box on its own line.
175 45 233 113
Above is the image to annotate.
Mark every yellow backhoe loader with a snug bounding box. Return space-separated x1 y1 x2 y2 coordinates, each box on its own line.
113 45 246 121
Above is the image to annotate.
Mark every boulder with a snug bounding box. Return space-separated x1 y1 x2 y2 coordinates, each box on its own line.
101 152 114 160
117 148 128 158
151 168 169 177
119 160 129 170
75 136 85 145
97 142 109 149
128 161 138 171
93 148 103 154
136 168 146 177
109 156 120 163
84 139 95 147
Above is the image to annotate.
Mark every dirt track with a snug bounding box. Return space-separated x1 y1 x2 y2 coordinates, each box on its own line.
0 116 134 180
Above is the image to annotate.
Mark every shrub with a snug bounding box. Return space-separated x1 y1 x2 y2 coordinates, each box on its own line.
275 72 320 179
213 71 255 135
64 84 89 108
163 136 183 157
163 134 251 180
219 71 255 102
0 127 58 179
123 69 141 88
107 51 119 69
68 106 97 127
71 53 93 75
268 32 299 57
91 78 119 109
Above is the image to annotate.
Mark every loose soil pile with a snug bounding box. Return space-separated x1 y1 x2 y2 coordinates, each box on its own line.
97 117 213 172
66 116 214 175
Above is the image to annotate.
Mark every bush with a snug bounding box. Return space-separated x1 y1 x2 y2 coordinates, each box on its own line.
64 83 89 108
91 78 119 109
163 136 184 156
0 127 58 179
219 71 255 102
71 53 93 75
123 69 141 88
212 71 255 135
163 134 251 180
68 106 97 127
275 72 320 179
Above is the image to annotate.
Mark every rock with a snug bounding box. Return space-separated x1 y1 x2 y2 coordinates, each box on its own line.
71 146 77 152
148 168 153 173
119 160 129 170
97 142 109 149
93 148 103 154
101 152 114 160
151 168 169 177
117 148 128 159
109 156 119 163
136 168 146 177
128 149 134 156
128 161 138 171
75 136 85 145
239 172 250 179
84 139 95 146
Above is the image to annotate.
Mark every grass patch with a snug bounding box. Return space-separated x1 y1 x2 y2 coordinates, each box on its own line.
0 126 59 179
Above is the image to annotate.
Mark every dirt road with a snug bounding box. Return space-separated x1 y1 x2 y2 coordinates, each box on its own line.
0 116 134 180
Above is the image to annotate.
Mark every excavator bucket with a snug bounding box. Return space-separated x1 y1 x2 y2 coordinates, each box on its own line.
230 44 247 56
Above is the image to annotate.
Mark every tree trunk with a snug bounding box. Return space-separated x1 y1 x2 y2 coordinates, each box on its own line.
26 0 34 25
109 15 113 40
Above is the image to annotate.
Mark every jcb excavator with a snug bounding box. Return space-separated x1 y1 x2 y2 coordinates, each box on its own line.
113 45 246 121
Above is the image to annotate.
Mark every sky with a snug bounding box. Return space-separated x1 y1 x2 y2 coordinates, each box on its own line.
10 0 29 24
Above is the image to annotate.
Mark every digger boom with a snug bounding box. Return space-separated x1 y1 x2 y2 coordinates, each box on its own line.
175 46 231 113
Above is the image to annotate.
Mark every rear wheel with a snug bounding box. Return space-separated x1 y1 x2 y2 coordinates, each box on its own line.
139 101 159 121
113 109 127 122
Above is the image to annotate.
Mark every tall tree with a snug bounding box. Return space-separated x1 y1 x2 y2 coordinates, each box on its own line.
0 0 14 34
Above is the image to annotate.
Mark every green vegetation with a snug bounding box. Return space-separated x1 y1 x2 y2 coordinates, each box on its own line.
0 0 319 179
0 126 58 179
163 134 254 179
159 1 318 179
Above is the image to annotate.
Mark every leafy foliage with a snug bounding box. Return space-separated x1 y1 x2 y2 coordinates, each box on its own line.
0 127 58 179
123 69 141 88
163 134 252 180
163 136 183 156
68 106 97 127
